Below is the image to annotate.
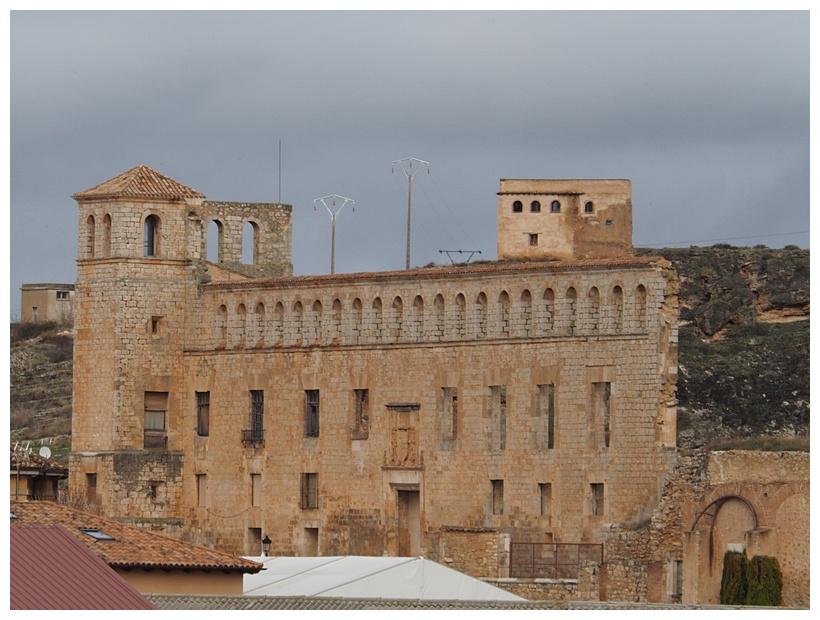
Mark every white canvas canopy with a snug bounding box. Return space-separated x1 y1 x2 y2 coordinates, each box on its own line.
242 556 526 601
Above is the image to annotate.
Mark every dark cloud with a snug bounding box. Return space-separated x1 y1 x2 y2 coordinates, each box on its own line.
8 10 809 319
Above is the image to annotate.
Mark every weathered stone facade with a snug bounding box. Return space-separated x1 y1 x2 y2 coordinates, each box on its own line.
69 167 681 601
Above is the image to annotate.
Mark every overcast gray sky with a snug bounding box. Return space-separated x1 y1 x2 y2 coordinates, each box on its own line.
8 10 809 320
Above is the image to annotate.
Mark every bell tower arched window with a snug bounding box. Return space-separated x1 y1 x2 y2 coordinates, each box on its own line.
144 215 160 257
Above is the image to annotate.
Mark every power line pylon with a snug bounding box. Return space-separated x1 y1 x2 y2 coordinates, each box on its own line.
392 157 429 270
314 195 355 275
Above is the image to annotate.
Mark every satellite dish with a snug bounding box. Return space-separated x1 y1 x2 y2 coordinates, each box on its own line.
39 446 52 459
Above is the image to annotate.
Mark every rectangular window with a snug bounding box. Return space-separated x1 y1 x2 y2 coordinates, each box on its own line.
305 390 320 438
539 482 552 517
56 291 70 301
529 233 538 246
593 382 611 448
441 387 458 439
490 385 506 451
353 389 369 438
492 479 504 516
301 473 318 509
150 316 164 334
251 474 261 507
196 391 210 436
538 383 555 449
591 483 604 516
197 474 207 508
144 391 168 448
246 390 264 444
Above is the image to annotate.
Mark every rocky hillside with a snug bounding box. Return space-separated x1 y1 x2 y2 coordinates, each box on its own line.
9 246 809 464
635 245 810 450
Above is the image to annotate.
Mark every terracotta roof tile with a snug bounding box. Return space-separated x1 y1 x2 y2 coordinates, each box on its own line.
10 443 68 476
10 501 262 573
11 524 156 610
72 165 205 201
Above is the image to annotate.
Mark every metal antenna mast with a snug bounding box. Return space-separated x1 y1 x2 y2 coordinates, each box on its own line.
314 195 355 275
392 157 429 269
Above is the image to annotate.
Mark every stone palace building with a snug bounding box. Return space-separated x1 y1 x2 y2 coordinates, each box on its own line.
69 166 681 600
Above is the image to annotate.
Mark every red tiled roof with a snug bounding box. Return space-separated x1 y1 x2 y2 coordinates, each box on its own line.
10 443 68 476
10 501 262 573
72 165 205 201
11 524 156 610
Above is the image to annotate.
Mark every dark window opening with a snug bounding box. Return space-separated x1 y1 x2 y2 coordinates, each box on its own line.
150 316 163 334
56 291 70 301
197 391 210 436
143 214 160 257
301 473 319 509
584 201 594 213
530 200 541 213
512 200 523 213
529 233 538 246
305 390 320 438
551 200 561 213
242 390 264 446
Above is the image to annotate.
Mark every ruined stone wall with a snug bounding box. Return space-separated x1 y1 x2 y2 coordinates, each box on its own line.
198 201 292 277
681 451 809 608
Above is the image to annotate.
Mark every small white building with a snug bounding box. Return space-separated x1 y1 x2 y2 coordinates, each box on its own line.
20 283 74 323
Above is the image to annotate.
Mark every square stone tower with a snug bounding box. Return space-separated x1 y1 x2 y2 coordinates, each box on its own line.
497 179 633 261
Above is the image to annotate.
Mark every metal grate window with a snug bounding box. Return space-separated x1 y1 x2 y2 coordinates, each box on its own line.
305 390 320 438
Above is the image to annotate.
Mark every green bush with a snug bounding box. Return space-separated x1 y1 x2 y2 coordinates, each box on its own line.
745 555 783 606
720 551 747 604
719 552 783 606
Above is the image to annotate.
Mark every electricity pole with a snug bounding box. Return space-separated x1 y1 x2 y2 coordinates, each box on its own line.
314 195 354 275
392 157 429 269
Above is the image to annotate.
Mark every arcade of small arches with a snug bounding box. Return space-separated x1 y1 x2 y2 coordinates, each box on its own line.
206 282 651 350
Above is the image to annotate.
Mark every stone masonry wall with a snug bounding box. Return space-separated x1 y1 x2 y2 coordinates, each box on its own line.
160 259 677 559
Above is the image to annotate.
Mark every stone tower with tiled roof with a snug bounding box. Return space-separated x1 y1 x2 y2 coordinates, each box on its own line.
70 165 292 528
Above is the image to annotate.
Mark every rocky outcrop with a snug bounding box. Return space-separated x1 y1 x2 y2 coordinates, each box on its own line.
637 246 809 336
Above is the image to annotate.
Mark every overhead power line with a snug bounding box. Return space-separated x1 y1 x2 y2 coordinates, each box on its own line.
635 230 808 248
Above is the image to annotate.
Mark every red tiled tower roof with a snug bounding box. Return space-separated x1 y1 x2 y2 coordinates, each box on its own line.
72 165 205 201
